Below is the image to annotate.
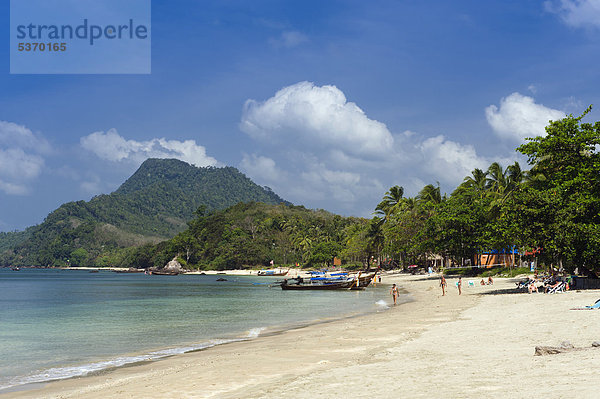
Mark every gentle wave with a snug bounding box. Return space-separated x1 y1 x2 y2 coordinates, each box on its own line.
0 338 247 391
246 327 266 338
375 299 390 309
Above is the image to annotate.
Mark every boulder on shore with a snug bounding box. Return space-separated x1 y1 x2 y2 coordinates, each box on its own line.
149 257 185 275
163 257 184 272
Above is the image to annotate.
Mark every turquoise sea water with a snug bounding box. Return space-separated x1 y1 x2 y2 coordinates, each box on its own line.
0 268 398 391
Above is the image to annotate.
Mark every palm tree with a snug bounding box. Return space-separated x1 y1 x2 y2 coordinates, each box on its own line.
457 168 488 198
486 161 527 222
374 185 404 220
486 162 508 196
294 235 312 252
488 161 525 205
366 218 385 262
399 197 418 212
417 184 442 205
506 161 524 190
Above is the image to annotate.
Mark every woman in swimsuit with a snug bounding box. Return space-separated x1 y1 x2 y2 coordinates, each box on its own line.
390 283 399 305
440 275 447 296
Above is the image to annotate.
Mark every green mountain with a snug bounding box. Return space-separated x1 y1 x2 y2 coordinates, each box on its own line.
0 158 288 267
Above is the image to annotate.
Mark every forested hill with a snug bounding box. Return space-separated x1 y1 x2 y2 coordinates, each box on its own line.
0 158 288 267
125 202 369 270
112 158 288 228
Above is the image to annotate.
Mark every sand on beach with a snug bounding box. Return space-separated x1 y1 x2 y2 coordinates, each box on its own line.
4 274 600 399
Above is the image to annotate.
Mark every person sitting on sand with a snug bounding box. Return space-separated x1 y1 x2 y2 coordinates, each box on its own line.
440 275 447 296
487 276 494 285
528 280 538 294
390 283 399 305
480 279 486 286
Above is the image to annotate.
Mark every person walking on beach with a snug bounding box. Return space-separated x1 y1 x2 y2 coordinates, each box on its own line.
390 283 399 305
457 277 462 295
440 274 447 296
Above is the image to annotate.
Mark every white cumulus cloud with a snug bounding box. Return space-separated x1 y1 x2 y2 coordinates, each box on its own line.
485 93 565 142
0 121 52 154
240 154 284 182
239 82 521 217
0 121 49 195
80 129 219 167
419 135 489 184
545 0 600 28
240 81 394 158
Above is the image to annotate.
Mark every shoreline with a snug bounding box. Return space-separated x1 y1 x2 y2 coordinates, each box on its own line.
4 274 600 398
0 276 396 395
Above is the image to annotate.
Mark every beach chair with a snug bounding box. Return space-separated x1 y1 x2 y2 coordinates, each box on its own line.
582 299 600 309
570 299 600 310
547 281 566 294
516 279 532 289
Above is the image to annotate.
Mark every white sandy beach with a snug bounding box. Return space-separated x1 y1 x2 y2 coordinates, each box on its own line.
4 274 600 399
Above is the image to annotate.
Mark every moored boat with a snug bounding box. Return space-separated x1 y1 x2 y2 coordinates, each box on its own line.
150 270 180 276
280 271 377 290
281 278 355 290
258 268 289 276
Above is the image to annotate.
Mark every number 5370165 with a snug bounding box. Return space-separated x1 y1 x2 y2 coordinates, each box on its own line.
18 42 67 51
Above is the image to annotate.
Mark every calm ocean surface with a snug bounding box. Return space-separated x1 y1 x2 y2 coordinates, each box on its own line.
0 268 398 391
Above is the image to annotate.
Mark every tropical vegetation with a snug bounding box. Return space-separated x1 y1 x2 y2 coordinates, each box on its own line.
373 108 600 274
125 202 370 270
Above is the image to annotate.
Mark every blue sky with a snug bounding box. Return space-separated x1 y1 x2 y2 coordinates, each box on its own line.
1 0 600 231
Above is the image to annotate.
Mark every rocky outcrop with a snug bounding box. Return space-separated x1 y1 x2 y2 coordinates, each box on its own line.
150 257 185 275
163 257 184 272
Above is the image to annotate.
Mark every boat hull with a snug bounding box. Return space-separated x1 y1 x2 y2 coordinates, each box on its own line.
258 269 289 276
281 281 354 290
280 272 377 290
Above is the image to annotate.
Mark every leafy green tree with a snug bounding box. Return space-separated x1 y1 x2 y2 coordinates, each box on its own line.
306 242 342 267
517 107 600 272
340 222 370 265
70 248 89 266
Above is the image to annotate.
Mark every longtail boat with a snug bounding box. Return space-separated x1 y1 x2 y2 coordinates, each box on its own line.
150 270 180 276
280 279 355 290
258 268 289 276
280 271 377 290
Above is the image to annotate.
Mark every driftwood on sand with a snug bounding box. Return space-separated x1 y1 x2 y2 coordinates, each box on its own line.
534 341 600 356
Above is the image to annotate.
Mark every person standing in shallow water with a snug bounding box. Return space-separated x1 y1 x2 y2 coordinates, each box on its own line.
390 283 399 305
440 274 447 296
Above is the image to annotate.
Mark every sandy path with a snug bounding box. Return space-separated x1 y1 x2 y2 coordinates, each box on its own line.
4 274 599 399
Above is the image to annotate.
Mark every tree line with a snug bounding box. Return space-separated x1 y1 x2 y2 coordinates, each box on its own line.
364 108 600 274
